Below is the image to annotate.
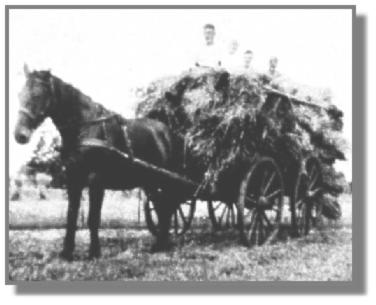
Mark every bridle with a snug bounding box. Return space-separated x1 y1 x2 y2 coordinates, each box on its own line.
18 106 38 121
18 77 56 126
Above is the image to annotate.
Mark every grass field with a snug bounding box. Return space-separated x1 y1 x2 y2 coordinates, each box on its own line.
8 190 352 281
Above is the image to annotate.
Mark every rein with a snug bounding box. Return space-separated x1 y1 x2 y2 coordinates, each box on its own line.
19 101 118 132
56 114 119 132
18 106 38 121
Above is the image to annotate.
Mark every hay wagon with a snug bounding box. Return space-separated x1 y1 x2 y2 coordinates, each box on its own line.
84 87 327 247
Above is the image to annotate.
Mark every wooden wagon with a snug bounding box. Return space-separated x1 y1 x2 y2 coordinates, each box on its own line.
82 88 328 247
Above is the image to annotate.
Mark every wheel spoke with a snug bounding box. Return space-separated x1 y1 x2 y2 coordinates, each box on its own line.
248 210 258 244
296 199 303 209
152 211 158 220
258 215 266 245
247 209 257 229
213 202 222 211
309 166 317 180
225 206 231 227
266 188 281 200
297 201 310 235
309 177 318 190
174 211 179 234
260 170 270 191
218 204 228 226
261 211 272 228
246 196 257 205
263 172 276 195
245 196 257 207
178 206 187 226
256 213 263 245
305 205 311 234
310 187 322 198
230 205 236 225
308 169 319 189
254 214 260 246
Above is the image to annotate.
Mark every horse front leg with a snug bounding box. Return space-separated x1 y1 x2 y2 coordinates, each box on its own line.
87 174 105 259
60 183 83 261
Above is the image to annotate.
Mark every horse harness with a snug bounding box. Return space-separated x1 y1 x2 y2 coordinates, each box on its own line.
78 115 135 160
20 106 134 161
19 76 134 160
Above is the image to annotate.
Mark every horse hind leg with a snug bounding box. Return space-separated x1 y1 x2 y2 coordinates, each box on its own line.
87 173 105 259
151 197 175 252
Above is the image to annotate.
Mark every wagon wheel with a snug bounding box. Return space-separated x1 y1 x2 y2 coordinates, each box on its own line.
207 201 238 230
237 157 284 247
144 197 196 236
171 199 196 235
292 157 323 236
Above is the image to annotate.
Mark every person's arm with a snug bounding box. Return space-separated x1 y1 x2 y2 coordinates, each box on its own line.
194 47 201 67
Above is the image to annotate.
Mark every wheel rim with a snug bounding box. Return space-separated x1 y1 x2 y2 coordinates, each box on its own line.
208 201 238 230
238 158 284 247
293 158 323 236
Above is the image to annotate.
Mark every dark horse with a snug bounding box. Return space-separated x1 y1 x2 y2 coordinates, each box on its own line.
14 65 183 260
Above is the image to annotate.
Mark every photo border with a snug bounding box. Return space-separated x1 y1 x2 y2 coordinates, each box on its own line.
4 4 363 294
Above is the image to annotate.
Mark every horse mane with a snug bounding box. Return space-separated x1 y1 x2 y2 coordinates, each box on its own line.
30 69 112 118
51 73 112 117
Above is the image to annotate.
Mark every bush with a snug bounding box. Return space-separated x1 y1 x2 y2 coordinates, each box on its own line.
26 134 65 188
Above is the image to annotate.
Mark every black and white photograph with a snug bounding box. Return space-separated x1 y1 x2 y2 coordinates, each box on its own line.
7 6 353 282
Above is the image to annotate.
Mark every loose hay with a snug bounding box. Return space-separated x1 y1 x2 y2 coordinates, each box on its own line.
135 68 347 205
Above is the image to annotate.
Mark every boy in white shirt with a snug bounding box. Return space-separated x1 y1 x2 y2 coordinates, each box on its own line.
243 49 257 77
267 56 282 79
194 23 222 69
222 40 242 72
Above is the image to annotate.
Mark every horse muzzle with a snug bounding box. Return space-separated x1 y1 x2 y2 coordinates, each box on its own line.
14 126 32 144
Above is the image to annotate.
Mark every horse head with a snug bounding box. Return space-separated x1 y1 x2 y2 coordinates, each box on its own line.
14 64 56 144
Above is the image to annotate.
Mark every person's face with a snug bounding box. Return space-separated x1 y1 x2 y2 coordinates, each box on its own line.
270 58 278 69
203 27 215 44
244 53 253 66
229 41 238 54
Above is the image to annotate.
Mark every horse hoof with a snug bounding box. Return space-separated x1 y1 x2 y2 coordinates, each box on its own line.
59 250 74 262
87 250 101 260
150 241 174 253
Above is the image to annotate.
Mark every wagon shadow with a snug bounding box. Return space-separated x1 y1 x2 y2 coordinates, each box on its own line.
97 223 296 257
100 235 153 255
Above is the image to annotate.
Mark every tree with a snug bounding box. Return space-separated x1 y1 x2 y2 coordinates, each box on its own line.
26 133 66 188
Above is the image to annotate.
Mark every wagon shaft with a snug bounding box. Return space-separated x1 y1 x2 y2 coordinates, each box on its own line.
80 138 199 195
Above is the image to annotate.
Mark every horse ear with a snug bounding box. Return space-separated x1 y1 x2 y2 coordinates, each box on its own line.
23 63 30 76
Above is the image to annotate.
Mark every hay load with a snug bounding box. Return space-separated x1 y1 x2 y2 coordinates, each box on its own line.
135 68 347 201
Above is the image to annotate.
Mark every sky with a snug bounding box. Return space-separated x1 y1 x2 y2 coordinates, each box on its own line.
8 8 352 179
